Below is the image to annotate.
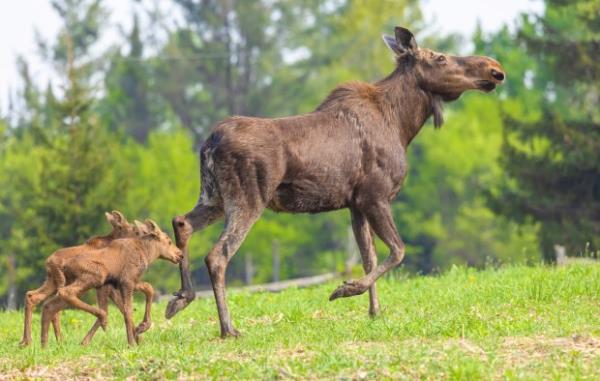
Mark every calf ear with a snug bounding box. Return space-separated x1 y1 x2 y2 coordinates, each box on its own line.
134 220 149 235
394 26 418 54
111 211 127 225
144 219 161 233
144 219 161 236
105 212 115 225
382 34 402 55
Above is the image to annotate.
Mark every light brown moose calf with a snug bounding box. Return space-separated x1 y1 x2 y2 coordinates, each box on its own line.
41 220 182 347
20 211 135 346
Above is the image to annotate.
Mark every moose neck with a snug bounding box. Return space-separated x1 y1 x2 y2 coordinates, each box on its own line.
376 67 436 147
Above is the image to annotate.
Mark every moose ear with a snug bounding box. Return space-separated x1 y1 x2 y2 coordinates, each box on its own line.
382 34 402 55
394 26 418 54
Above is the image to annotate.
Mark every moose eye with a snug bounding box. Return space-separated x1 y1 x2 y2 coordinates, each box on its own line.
436 55 447 63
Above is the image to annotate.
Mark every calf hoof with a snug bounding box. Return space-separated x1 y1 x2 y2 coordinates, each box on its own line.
165 294 195 319
329 280 369 301
80 336 92 346
220 327 241 339
135 321 152 335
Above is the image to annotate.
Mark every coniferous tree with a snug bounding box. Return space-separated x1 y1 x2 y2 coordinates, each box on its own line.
490 0 600 260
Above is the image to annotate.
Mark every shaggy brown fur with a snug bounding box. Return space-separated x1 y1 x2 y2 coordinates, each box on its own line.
167 26 505 338
40 220 182 347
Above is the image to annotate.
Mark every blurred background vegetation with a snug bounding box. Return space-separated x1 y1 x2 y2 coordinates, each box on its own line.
0 0 598 308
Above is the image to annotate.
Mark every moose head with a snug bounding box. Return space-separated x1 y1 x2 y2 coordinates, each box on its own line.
383 27 505 127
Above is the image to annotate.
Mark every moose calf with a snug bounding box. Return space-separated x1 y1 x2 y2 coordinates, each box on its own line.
20 212 156 347
40 220 182 347
21 211 133 346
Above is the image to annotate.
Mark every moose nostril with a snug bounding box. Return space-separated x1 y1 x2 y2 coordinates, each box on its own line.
491 69 504 81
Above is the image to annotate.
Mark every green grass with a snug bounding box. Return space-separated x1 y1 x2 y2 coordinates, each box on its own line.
1 264 599 380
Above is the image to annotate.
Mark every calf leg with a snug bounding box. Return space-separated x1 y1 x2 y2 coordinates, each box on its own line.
134 282 154 334
166 203 223 319
330 201 405 300
20 280 56 346
119 284 137 346
57 279 107 327
350 207 380 317
52 313 62 342
81 285 112 346
206 210 262 338
41 296 68 347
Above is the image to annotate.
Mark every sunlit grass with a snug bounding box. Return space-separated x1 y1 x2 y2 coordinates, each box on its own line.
1 264 599 380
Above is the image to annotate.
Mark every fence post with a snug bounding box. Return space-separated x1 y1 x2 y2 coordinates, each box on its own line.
272 240 280 282
244 252 254 285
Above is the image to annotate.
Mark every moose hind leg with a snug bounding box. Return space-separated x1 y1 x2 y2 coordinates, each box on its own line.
206 209 262 338
20 280 57 346
57 280 107 325
166 203 223 319
52 312 62 342
41 296 69 347
330 201 405 300
350 207 380 317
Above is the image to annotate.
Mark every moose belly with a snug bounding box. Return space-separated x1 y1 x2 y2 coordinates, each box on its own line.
268 179 350 213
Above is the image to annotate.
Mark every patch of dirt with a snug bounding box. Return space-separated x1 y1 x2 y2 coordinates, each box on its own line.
498 335 600 367
244 312 284 326
0 357 108 381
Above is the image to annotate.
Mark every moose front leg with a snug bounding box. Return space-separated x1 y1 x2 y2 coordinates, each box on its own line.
350 207 380 317
166 203 223 319
330 201 405 300
134 282 154 335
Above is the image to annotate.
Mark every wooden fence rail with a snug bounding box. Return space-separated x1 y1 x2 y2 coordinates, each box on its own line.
158 272 339 301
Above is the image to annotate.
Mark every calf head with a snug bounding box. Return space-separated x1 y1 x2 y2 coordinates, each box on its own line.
382 26 505 127
139 219 183 264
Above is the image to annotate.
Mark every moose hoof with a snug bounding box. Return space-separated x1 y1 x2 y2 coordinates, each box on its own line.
135 321 152 335
329 280 369 301
165 295 194 319
221 327 241 339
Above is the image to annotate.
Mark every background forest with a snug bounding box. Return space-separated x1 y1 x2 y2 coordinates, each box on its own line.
0 0 598 308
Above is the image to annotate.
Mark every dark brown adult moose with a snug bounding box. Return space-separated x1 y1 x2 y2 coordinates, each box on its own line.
167 26 506 338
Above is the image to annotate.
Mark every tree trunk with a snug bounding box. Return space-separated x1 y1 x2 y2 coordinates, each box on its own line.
6 253 17 310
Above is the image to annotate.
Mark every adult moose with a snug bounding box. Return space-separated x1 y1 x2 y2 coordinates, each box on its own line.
167 26 505 338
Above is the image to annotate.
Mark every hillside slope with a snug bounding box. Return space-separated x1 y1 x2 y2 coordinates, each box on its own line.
1 264 599 380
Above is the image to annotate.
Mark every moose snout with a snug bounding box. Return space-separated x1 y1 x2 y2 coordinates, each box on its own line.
175 249 183 263
491 69 505 82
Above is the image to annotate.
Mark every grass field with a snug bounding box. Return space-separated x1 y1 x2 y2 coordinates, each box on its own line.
1 264 599 380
